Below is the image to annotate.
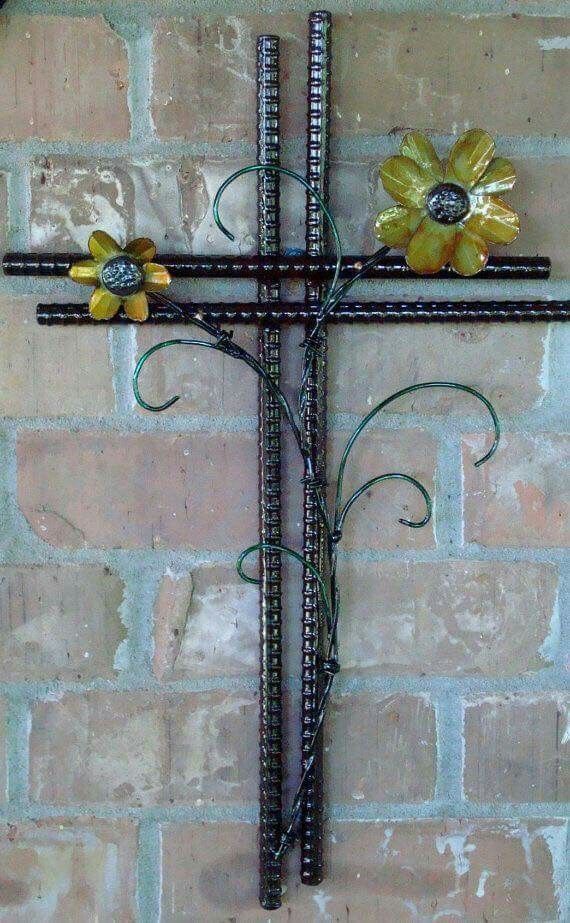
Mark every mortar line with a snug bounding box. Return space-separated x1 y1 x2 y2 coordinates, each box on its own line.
5 695 31 803
137 818 162 923
4 0 570 21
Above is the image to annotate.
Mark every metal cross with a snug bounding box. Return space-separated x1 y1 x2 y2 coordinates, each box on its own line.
3 10 570 912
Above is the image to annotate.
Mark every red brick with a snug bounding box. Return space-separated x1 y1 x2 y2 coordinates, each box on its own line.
330 323 549 416
328 428 436 550
0 16 129 141
17 431 258 549
153 565 258 680
464 695 570 802
0 566 126 681
30 690 257 806
339 560 558 676
463 434 570 548
328 694 435 802
161 819 566 921
0 295 114 417
152 14 569 140
0 818 137 920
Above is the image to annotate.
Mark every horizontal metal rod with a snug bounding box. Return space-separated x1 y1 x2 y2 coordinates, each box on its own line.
37 300 570 325
4 252 551 280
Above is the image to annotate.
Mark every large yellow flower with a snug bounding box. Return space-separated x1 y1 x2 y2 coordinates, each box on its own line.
374 129 520 276
69 231 171 322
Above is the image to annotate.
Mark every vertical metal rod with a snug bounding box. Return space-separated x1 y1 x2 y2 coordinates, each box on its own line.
256 34 283 911
301 9 331 886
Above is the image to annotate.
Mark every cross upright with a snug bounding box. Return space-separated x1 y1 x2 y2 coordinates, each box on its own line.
3 9 569 913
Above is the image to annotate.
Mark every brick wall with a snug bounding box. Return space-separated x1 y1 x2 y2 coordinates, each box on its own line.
0 2 569 921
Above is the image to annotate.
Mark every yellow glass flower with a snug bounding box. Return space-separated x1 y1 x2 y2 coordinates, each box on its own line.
69 231 171 322
374 129 520 276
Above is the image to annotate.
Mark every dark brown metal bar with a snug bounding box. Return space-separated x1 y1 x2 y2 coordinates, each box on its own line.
37 300 570 325
4 252 551 280
256 34 283 911
301 9 331 887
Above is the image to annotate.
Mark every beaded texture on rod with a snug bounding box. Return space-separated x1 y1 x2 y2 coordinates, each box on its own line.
301 9 332 887
36 301 570 325
256 34 284 912
4 252 551 279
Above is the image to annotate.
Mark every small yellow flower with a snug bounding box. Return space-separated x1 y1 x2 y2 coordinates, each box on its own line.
69 231 171 322
374 129 520 276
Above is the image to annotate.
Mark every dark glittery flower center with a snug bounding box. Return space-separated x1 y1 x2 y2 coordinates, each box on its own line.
426 183 470 225
100 255 144 296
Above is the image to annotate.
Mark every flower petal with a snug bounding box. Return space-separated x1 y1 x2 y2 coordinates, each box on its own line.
379 155 434 208
126 237 157 262
143 263 171 291
465 195 520 244
450 228 489 276
88 230 121 261
89 288 121 321
124 291 149 322
69 259 100 286
400 131 443 181
445 129 495 188
473 157 516 195
405 217 458 274
374 206 423 248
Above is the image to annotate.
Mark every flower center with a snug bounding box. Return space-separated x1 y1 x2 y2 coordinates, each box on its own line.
100 255 144 296
425 183 470 225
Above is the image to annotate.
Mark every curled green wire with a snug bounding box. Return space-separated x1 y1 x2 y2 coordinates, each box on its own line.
335 381 500 525
336 472 432 537
237 542 332 630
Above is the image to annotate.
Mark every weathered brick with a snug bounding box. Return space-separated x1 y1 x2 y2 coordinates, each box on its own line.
0 566 126 681
152 14 569 141
17 431 258 549
161 819 566 921
0 818 137 921
153 565 258 680
330 324 549 416
136 324 259 417
30 690 257 805
0 16 129 141
463 433 570 548
327 428 436 550
339 560 558 676
327 694 435 802
0 172 6 253
0 698 5 802
464 694 570 802
29 158 188 253
0 296 114 417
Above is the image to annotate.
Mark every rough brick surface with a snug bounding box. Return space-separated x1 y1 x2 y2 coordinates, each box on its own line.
137 324 258 417
161 819 566 921
328 428 436 550
0 16 129 141
327 694 436 802
463 433 570 548
0 172 6 253
30 690 258 806
17 431 258 549
0 566 125 681
330 323 549 416
339 560 558 675
0 699 5 802
153 565 259 680
0 295 114 417
0 818 137 921
464 695 570 803
153 14 569 140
